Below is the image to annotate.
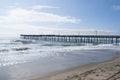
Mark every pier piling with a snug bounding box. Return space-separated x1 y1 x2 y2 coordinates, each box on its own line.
20 34 120 44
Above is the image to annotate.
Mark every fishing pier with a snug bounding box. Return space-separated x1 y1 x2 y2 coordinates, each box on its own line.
20 34 120 44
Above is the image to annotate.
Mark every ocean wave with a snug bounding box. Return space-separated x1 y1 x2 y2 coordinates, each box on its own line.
12 39 35 44
12 47 30 51
0 37 120 67
0 49 9 52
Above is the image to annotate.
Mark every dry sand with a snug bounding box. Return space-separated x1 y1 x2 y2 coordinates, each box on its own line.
33 57 120 80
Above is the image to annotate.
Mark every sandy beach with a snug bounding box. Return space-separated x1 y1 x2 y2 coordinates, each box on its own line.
33 57 120 80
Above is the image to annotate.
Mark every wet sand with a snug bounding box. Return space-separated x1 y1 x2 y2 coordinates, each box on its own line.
33 57 120 80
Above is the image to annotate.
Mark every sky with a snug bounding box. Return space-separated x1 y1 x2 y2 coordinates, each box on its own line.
0 0 120 37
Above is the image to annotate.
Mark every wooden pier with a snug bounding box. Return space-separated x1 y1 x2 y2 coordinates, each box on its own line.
20 34 120 44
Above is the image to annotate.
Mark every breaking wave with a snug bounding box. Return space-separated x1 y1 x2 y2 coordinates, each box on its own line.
0 38 120 67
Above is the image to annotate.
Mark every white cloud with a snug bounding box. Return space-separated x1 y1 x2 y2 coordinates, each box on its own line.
113 5 120 10
0 6 116 37
0 8 80 24
0 6 80 37
31 5 59 10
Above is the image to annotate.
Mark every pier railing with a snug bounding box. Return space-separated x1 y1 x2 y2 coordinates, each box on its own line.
20 34 120 44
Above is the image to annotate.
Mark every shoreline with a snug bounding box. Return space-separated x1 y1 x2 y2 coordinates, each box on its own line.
0 48 120 80
33 57 120 80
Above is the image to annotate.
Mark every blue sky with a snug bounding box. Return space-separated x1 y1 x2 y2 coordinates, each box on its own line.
0 0 120 37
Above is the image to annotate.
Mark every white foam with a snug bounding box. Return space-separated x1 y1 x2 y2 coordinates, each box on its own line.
0 38 120 67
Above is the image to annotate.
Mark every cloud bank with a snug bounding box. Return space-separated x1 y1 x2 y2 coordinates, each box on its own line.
0 7 80 24
0 5 80 37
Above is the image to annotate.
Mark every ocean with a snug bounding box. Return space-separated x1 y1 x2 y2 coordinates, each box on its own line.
0 37 120 80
